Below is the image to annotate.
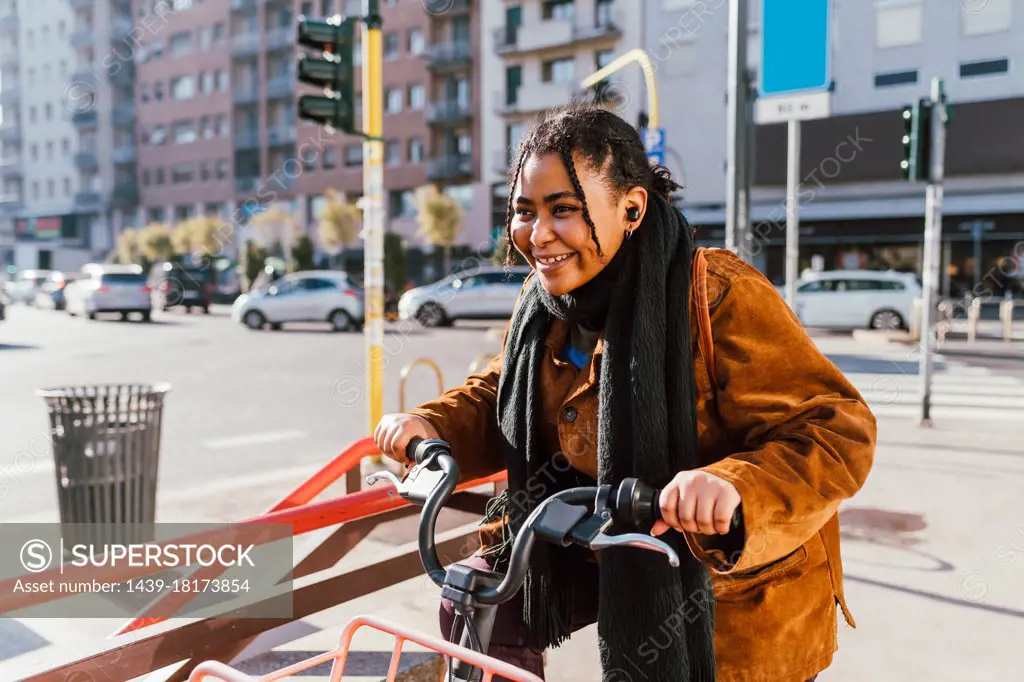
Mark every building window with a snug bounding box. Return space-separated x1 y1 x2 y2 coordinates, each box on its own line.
323 148 338 169
344 144 362 166
301 1 313 16
150 126 167 146
213 22 225 43
30 143 37 160
142 169 151 186
205 202 224 217
542 57 576 84
596 0 614 27
171 76 196 100
154 82 165 101
388 189 416 219
217 160 229 179
876 3 922 48
962 0 1012 35
169 31 192 56
61 178 71 197
200 162 210 181
28 106 36 123
62 139 70 155
32 181 39 199
141 84 150 102
47 179 54 198
408 28 425 55
302 146 317 170
596 49 615 69
385 141 401 165
45 103 53 121
46 141 53 159
199 26 212 49
384 32 399 59
172 164 194 184
408 138 424 163
200 116 213 139
174 205 193 222
216 114 229 136
385 88 402 113
172 120 197 144
201 72 214 93
960 58 1010 78
156 168 165 184
543 0 575 21
874 70 918 87
216 70 229 90
456 133 471 156
505 65 523 106
408 84 426 110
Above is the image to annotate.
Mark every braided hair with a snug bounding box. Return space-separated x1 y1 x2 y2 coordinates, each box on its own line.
504 105 682 265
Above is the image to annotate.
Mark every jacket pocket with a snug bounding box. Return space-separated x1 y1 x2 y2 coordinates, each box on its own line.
713 544 808 601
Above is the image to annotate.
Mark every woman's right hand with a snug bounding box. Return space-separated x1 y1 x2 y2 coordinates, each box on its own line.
373 413 440 464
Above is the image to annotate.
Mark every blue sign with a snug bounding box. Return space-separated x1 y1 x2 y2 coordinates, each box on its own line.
760 0 831 97
641 127 666 166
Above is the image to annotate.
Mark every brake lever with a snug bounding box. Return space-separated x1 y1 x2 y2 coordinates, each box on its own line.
365 458 448 506
589 532 681 568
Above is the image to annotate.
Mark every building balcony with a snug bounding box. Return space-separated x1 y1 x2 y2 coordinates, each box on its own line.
110 18 132 42
234 130 260 149
0 12 17 33
233 82 259 103
266 75 294 99
235 176 258 194
75 191 104 211
0 120 20 143
267 125 296 147
74 150 99 170
0 155 22 178
426 154 473 181
494 14 620 56
425 40 471 70
112 180 138 205
494 81 575 115
72 109 99 127
265 27 291 52
70 27 93 48
231 32 260 56
108 60 134 84
112 101 135 125
0 85 19 105
427 99 471 126
112 145 137 164
230 0 258 11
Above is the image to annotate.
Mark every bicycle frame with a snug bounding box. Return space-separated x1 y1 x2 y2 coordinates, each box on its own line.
188 614 543 682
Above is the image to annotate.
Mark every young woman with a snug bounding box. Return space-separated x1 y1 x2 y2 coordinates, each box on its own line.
374 106 876 682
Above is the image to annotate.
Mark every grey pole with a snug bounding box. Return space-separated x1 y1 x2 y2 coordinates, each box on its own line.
784 118 801 309
725 0 750 261
919 77 948 426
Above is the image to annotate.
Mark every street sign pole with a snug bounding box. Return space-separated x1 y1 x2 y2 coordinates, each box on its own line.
725 0 751 262
362 0 385 446
919 76 948 427
785 118 801 308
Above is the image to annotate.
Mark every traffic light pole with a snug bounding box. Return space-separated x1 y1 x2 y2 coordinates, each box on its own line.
362 0 385 440
725 0 753 263
918 76 947 427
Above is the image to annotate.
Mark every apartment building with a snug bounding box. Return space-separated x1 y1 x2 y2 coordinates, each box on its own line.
649 0 1023 293
0 0 102 272
481 0 643 237
135 0 234 229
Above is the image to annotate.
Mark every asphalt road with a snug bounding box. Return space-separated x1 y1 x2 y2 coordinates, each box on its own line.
0 303 505 525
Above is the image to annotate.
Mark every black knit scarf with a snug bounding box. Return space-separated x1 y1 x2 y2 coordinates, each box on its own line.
491 195 717 681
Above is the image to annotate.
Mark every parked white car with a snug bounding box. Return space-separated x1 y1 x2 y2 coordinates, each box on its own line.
787 270 921 331
231 271 364 331
398 266 531 327
6 269 54 305
64 264 153 321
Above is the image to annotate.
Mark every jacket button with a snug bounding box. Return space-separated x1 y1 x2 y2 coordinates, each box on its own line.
562 406 577 423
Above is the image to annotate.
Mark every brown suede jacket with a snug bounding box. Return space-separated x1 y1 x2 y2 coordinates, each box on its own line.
409 249 877 682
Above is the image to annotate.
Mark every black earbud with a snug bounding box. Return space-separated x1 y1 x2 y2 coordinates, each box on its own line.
626 206 640 222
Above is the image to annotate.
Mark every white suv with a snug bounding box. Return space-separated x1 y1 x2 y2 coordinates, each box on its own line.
789 270 921 331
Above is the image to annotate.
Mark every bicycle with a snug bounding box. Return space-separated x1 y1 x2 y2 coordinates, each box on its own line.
189 437 680 682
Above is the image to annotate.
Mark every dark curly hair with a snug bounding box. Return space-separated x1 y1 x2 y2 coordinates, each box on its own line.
503 105 681 265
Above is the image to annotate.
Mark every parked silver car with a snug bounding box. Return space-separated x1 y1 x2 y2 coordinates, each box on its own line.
64 264 153 321
231 270 364 331
398 266 531 327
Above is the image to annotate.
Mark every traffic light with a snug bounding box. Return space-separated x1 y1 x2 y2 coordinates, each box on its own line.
900 98 932 182
297 15 358 133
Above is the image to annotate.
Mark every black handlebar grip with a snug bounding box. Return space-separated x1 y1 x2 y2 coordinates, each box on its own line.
614 478 662 527
405 436 424 464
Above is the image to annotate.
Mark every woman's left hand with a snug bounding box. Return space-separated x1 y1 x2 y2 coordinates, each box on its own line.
652 470 741 537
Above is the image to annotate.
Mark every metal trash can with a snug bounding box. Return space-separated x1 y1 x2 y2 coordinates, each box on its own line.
37 383 171 549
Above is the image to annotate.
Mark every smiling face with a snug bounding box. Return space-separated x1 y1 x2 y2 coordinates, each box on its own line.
510 152 647 296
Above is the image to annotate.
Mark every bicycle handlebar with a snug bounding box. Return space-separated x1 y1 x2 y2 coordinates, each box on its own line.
368 437 696 607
